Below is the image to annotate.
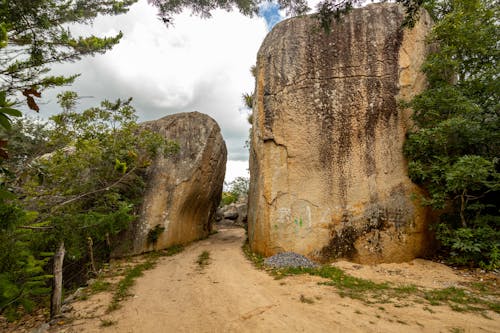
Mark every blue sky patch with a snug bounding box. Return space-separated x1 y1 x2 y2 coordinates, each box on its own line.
259 2 283 30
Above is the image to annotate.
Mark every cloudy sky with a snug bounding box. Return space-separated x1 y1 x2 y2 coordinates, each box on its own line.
39 0 321 182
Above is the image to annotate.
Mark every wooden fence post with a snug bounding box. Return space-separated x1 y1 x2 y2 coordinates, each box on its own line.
88 236 97 275
50 241 65 319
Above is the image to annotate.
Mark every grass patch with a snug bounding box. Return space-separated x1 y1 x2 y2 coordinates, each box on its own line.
394 285 418 294
196 251 211 268
100 319 116 327
470 282 488 292
487 302 500 313
161 244 184 256
277 265 390 301
106 245 183 313
146 245 184 260
241 240 500 315
242 242 265 269
424 287 498 313
277 266 499 314
449 328 465 333
106 260 154 312
89 280 112 294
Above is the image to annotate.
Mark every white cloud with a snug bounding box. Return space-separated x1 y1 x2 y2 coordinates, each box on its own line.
39 0 270 182
307 0 323 9
225 160 250 183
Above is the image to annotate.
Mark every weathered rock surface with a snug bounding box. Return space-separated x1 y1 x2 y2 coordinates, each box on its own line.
117 112 226 255
248 3 434 264
216 198 248 228
235 202 248 226
223 207 239 220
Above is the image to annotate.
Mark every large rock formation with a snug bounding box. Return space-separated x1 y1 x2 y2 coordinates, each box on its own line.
248 3 434 264
122 112 226 255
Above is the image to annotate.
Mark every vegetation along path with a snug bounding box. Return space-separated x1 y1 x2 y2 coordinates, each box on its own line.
53 228 499 333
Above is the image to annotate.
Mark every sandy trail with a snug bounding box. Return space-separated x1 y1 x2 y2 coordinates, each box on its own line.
60 228 499 333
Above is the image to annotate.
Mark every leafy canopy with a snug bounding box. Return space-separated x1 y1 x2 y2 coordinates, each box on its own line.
221 176 249 206
0 0 137 159
0 93 178 318
404 0 499 269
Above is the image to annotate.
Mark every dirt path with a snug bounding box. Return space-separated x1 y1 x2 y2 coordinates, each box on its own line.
58 228 499 333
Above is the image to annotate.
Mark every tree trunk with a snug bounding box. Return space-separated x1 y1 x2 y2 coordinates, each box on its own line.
460 189 468 228
88 237 97 275
50 241 65 319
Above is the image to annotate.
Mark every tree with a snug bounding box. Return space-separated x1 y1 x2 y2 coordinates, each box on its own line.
221 176 249 206
0 0 139 258
0 0 137 98
0 0 138 176
21 94 178 245
0 93 178 318
229 176 250 197
404 0 499 269
0 201 51 321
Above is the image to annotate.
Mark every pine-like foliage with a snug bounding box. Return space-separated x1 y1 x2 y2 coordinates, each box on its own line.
0 0 137 157
0 0 137 96
0 203 51 321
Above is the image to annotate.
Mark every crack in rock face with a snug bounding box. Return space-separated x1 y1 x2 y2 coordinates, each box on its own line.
248 3 435 264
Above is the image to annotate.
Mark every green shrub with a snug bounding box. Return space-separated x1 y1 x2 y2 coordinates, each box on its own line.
0 201 51 320
220 177 249 206
147 225 166 245
0 96 178 319
404 0 499 269
221 192 238 206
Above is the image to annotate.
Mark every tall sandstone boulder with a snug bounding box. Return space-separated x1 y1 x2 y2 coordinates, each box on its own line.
248 3 434 264
120 112 226 255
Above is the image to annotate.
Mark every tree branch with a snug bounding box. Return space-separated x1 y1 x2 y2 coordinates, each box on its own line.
53 166 138 209
18 225 54 230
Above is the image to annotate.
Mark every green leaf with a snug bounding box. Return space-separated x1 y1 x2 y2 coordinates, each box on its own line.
0 187 15 200
0 23 7 48
0 108 22 117
404 0 499 269
0 113 12 130
114 158 127 174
